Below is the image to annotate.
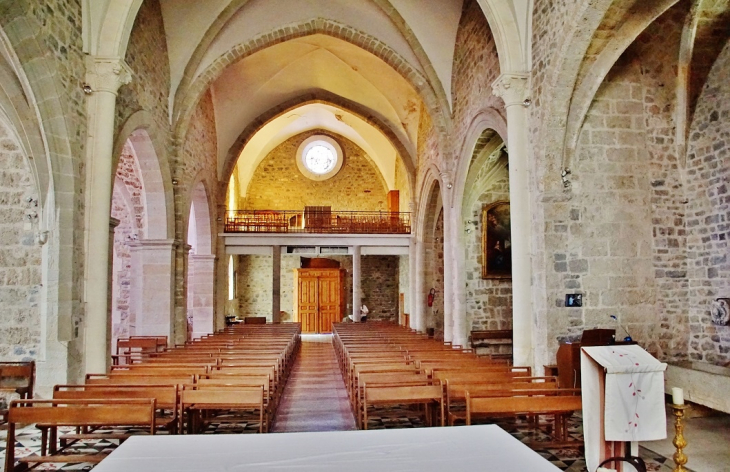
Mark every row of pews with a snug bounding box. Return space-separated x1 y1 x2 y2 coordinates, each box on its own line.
333 322 582 445
4 323 301 472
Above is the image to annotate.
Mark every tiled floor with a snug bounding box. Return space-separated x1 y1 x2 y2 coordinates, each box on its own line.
2 338 729 471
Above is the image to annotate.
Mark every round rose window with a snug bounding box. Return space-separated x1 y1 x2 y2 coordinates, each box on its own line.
296 135 343 181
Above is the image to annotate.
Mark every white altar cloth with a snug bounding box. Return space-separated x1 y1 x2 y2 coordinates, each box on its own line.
93 425 561 472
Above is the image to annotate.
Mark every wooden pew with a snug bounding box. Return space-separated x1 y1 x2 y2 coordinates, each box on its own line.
179 385 265 433
464 390 582 446
4 398 155 472
362 384 444 430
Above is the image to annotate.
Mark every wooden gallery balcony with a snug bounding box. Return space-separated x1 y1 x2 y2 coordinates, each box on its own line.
224 208 411 234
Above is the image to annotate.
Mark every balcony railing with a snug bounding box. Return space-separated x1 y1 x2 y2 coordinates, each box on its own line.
224 209 411 234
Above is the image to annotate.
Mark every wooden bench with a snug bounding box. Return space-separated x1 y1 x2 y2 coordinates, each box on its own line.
4 398 155 472
362 384 444 430
179 385 265 433
465 390 582 446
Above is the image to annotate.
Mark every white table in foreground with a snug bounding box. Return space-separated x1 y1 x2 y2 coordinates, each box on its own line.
93 425 562 472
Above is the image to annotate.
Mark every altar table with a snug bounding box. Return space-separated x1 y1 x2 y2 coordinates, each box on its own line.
93 425 562 472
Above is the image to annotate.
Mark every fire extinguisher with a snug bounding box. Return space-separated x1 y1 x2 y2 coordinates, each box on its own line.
427 288 436 307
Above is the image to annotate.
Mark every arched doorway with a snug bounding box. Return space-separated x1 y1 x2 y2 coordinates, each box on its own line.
461 129 512 355
423 181 445 340
187 181 215 340
111 129 173 351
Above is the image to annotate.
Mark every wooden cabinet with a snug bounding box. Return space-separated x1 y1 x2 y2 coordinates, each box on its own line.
293 268 345 333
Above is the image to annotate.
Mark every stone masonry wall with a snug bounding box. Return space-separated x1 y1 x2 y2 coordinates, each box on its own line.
110 141 147 347
116 0 171 146
685 37 730 365
175 91 218 344
544 50 659 355
0 121 42 360
465 180 512 332
450 0 503 147
245 131 388 211
1 0 89 381
236 254 398 323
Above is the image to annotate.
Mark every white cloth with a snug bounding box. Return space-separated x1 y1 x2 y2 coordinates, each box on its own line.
582 345 667 472
93 425 561 472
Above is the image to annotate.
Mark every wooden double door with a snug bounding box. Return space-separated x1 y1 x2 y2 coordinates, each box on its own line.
294 268 345 334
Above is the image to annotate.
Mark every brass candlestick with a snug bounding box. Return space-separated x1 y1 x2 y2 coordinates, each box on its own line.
671 404 689 472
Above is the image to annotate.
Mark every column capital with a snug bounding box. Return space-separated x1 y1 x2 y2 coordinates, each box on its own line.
85 56 133 95
492 73 530 108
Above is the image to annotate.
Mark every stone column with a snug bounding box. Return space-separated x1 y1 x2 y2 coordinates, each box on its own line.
352 245 361 322
414 236 427 332
440 172 454 344
446 199 468 349
188 254 216 338
107 218 120 368
128 240 176 340
408 235 417 329
272 245 281 323
492 73 534 368
83 56 132 374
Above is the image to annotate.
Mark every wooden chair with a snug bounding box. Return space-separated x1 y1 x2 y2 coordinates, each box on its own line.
0 361 35 399
4 398 156 472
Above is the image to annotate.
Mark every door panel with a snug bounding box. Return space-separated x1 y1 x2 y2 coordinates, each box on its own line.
318 276 340 333
295 269 342 334
299 277 319 333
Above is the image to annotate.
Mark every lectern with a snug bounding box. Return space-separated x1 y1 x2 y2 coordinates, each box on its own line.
581 345 667 472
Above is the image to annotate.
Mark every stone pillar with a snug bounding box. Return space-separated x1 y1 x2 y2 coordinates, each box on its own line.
352 245 361 322
83 56 132 374
272 245 281 323
214 204 227 332
188 254 216 338
128 240 176 340
446 198 468 349
107 218 120 369
440 172 454 344
408 235 417 329
492 73 534 368
414 236 427 332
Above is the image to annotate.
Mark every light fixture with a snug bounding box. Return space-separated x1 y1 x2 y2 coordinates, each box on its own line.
561 168 571 188
522 98 532 107
82 83 93 95
172 179 178 185
447 183 453 189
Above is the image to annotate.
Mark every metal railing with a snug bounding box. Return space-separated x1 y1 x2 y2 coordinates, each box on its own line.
224 209 411 234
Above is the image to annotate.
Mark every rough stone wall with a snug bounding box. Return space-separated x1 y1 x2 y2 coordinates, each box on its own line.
235 254 398 323
450 0 503 144
545 50 660 355
175 91 218 344
110 141 147 346
245 131 388 211
1 0 89 381
685 37 730 365
398 255 410 316
465 181 512 332
633 6 689 362
424 206 445 339
361 256 398 322
0 122 42 360
236 255 272 318
116 0 171 143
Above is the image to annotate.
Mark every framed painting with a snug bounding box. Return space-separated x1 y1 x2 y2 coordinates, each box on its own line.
481 201 511 279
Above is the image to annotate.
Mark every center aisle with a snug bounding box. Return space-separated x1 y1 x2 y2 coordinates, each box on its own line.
272 335 357 432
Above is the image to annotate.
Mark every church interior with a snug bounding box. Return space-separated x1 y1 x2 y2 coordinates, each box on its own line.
1 0 730 470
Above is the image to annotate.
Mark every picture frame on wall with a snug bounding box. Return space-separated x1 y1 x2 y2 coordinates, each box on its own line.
481 201 511 279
